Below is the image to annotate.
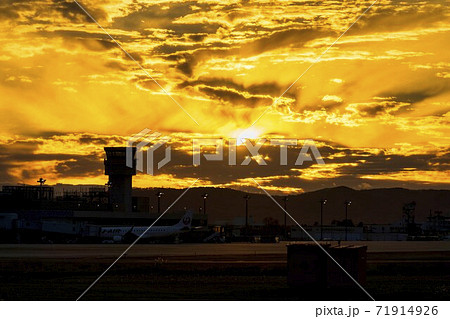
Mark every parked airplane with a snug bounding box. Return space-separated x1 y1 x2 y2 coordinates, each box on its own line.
99 211 193 242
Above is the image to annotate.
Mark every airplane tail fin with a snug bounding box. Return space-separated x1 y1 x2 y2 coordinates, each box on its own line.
176 210 193 230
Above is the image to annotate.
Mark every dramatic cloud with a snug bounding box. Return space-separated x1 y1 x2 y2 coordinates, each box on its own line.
0 0 448 192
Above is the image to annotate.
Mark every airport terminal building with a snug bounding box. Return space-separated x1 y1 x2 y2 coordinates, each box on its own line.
0 147 206 243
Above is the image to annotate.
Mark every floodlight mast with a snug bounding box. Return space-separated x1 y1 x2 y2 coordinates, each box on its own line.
156 191 164 214
283 196 288 238
202 193 208 215
345 200 352 241
37 178 46 186
319 199 327 241
37 177 46 201
244 194 251 233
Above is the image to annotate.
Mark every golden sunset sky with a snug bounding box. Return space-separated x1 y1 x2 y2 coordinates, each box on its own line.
0 0 449 193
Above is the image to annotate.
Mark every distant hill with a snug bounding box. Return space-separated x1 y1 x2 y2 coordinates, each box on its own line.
133 186 450 226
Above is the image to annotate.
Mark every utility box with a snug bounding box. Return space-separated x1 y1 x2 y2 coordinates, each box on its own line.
287 243 367 289
287 243 330 288
327 245 367 288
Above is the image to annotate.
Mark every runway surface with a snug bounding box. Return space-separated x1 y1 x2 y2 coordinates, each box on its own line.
1 242 449 300
0 241 449 259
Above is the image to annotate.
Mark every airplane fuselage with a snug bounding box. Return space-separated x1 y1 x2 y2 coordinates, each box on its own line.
98 211 193 241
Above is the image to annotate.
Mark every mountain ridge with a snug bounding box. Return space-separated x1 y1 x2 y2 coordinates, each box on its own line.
132 186 450 225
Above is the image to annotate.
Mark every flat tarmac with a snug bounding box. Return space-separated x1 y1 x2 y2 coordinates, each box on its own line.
0 241 448 259
1 241 449 300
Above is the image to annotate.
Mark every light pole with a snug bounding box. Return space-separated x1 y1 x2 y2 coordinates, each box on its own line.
320 199 327 241
37 177 46 200
37 177 46 186
156 191 164 214
105 181 112 207
202 193 208 215
282 196 288 238
345 200 352 241
244 195 251 233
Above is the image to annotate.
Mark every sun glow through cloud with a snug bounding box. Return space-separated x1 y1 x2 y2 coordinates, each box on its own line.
232 128 263 146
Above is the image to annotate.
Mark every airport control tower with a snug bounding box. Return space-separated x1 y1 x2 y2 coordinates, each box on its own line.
104 147 136 213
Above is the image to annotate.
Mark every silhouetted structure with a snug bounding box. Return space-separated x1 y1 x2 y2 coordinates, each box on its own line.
2 185 54 202
104 147 136 213
402 201 421 235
